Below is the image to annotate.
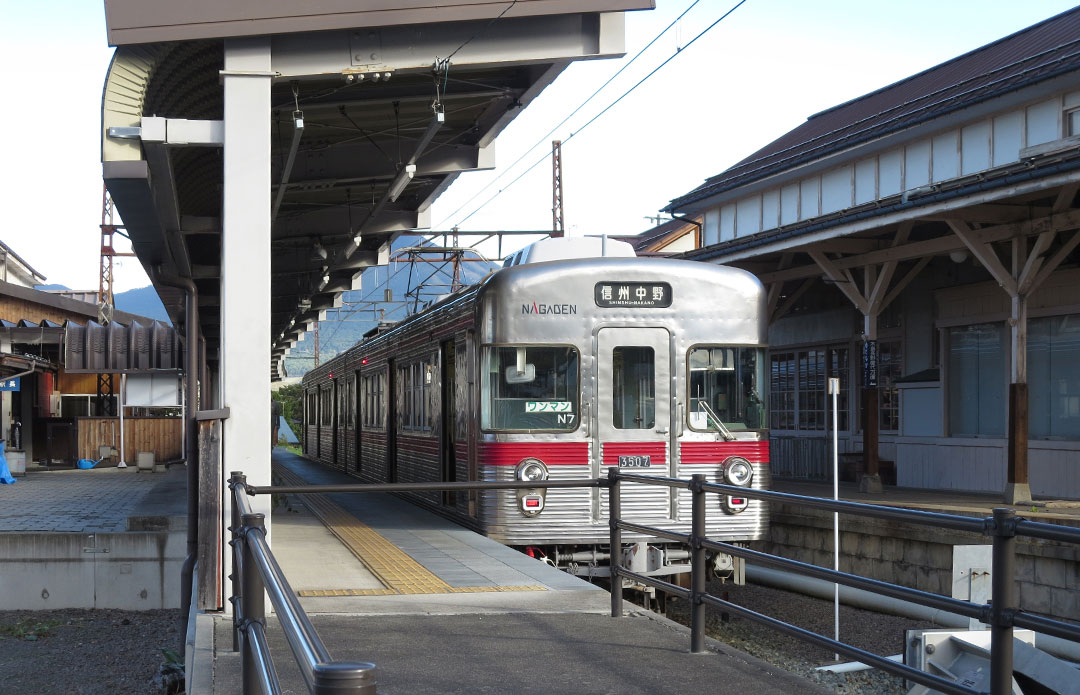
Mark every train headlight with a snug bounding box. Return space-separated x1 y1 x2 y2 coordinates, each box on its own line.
516 459 548 517
516 458 549 482
723 457 753 486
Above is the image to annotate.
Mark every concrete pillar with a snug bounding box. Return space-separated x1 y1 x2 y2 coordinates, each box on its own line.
221 37 273 582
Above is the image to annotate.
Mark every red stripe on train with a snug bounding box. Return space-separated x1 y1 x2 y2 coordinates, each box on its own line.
679 441 770 464
601 441 666 467
477 441 589 466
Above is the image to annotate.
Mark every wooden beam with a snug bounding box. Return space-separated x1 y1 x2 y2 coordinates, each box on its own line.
880 256 931 312
1030 229 1080 293
1017 230 1055 295
759 208 1080 285
771 277 815 322
1053 183 1079 212
868 222 911 312
808 249 869 313
948 220 1017 296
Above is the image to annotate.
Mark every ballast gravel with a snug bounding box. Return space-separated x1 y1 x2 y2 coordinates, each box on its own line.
0 608 183 694
664 580 942 695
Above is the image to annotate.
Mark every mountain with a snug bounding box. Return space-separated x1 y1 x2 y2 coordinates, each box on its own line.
115 285 170 323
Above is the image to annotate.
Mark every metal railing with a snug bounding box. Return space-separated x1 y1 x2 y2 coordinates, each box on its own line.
608 470 1080 695
227 469 1080 695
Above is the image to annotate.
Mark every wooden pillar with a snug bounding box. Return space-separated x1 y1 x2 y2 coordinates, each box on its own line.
860 313 882 493
1006 292 1031 503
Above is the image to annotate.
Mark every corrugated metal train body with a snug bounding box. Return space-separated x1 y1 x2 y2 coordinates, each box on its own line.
300 256 771 554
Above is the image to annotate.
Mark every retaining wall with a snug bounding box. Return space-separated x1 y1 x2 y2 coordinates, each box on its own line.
0 530 184 610
754 503 1080 621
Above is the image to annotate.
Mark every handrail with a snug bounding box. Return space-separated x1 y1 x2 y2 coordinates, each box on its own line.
224 467 1080 695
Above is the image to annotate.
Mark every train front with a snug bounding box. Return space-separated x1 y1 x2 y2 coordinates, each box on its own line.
474 255 769 582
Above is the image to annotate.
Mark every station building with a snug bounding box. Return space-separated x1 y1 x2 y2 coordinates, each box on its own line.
666 8 1080 502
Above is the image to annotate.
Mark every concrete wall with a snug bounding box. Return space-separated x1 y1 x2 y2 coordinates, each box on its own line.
756 502 1080 621
0 531 184 610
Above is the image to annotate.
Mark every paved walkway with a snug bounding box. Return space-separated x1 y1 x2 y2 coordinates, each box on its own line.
0 466 181 532
205 450 831 694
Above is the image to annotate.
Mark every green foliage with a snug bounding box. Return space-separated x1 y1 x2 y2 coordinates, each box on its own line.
0 619 61 641
274 383 303 435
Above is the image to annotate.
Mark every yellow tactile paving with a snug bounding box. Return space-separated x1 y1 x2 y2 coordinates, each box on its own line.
272 464 546 597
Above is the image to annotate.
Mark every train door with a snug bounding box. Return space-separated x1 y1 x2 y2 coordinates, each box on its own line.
354 369 363 475
331 379 339 467
440 340 457 506
386 360 397 483
595 327 674 519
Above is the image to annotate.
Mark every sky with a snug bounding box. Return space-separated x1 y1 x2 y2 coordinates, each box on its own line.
0 0 1076 293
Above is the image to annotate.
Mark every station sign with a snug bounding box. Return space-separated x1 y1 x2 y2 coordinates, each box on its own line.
595 282 672 308
0 377 20 392
862 341 878 388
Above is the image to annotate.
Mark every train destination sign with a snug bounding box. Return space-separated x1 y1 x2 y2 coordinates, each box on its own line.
594 282 672 308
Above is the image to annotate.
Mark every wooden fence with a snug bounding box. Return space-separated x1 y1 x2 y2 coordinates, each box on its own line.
77 416 183 462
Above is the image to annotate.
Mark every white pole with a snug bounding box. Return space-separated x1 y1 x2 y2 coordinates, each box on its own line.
828 376 840 660
117 373 127 468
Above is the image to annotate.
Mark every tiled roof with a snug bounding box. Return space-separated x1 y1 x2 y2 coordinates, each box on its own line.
668 7 1080 211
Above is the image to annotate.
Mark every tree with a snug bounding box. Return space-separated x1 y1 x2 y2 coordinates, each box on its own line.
273 383 304 437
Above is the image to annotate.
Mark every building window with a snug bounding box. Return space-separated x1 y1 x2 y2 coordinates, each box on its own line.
1029 313 1080 439
1067 108 1080 137
878 340 903 432
948 323 1005 436
770 347 848 431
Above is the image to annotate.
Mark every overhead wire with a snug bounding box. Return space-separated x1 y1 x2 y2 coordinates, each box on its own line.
447 0 749 229
435 0 707 228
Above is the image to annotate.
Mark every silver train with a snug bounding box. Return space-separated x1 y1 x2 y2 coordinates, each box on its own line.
301 249 770 580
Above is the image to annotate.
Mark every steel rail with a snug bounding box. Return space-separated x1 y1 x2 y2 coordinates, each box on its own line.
699 537 986 620
700 481 988 533
245 620 283 695
699 594 982 695
613 473 690 490
613 567 691 600
246 479 603 495
614 520 690 544
1013 610 1080 643
1014 518 1080 544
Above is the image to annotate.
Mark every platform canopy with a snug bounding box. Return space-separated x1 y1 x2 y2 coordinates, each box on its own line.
101 1 649 379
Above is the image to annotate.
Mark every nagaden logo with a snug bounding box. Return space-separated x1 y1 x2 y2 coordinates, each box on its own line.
521 302 577 315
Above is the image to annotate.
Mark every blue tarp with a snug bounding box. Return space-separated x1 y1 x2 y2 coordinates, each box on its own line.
278 415 299 444
0 441 15 484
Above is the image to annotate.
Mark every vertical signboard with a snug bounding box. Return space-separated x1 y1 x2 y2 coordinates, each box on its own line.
862 340 878 388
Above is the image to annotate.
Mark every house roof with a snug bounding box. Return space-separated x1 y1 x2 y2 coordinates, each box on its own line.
0 240 46 282
667 6 1080 212
0 280 149 326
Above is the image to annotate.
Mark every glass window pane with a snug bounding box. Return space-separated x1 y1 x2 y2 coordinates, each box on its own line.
612 346 654 429
949 323 1005 436
689 347 767 431
481 346 579 431
1029 314 1080 439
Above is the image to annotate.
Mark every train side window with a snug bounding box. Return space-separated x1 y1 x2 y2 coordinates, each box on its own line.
612 346 655 429
481 345 579 431
688 346 767 432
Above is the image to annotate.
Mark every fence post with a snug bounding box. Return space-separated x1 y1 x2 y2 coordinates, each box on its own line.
690 473 707 654
241 512 266 695
228 470 246 656
608 468 622 618
990 507 1017 695
229 471 246 652
312 662 379 695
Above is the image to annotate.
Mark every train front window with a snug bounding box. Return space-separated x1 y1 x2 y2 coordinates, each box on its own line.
612 346 655 429
482 346 579 431
688 347 767 432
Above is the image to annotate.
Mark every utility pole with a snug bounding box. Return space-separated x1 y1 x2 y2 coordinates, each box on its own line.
97 184 133 416
551 140 564 238
313 320 320 367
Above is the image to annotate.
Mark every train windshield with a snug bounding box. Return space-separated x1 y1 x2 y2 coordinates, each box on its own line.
687 346 767 432
482 346 580 431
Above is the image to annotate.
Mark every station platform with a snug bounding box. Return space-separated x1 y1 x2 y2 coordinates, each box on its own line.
201 450 830 694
